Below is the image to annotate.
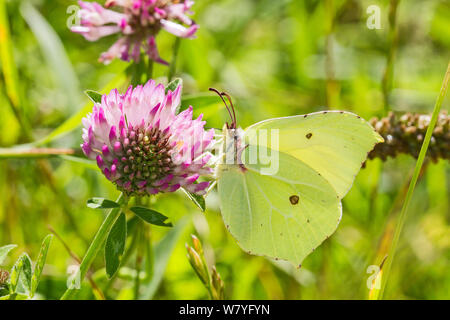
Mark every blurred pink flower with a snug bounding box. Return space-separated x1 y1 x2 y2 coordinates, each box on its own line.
81 80 214 196
71 0 198 65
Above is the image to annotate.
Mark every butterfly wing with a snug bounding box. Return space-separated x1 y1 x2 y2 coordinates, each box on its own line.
244 111 383 198
218 150 342 265
217 111 382 265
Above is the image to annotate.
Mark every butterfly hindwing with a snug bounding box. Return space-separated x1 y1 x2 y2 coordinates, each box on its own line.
217 149 341 265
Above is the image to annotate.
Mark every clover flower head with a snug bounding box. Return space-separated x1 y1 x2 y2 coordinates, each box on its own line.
81 80 214 196
71 0 198 64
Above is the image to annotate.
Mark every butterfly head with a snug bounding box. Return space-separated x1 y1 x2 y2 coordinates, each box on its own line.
209 88 248 170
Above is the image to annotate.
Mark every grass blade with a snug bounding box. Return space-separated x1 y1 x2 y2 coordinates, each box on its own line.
20 2 81 113
182 188 206 212
0 1 20 109
0 244 17 265
0 1 32 137
61 194 127 300
0 147 75 159
10 253 32 294
379 62 450 299
142 218 188 299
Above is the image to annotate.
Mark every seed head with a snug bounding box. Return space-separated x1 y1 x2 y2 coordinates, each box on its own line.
368 111 450 162
0 270 9 286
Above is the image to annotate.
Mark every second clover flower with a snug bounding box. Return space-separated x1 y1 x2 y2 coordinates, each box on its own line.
71 0 198 64
81 80 214 196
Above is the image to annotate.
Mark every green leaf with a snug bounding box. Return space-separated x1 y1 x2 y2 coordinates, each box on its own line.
19 254 32 295
130 207 173 227
126 215 140 235
105 212 127 279
142 218 188 299
165 78 182 94
10 253 32 294
182 188 206 212
0 293 29 300
84 90 103 104
87 198 121 209
30 235 53 297
60 194 126 300
0 244 17 265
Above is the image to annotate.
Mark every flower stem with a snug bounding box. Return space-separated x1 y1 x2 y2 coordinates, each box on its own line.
48 225 105 300
147 59 154 81
60 193 128 300
131 57 146 86
0 0 33 141
144 224 153 282
378 61 450 299
167 37 181 82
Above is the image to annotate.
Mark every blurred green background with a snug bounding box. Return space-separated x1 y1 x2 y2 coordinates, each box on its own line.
0 0 449 299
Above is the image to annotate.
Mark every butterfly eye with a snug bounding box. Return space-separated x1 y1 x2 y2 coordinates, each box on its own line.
289 195 299 205
306 133 313 139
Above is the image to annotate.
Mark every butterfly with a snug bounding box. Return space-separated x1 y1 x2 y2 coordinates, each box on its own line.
211 89 383 266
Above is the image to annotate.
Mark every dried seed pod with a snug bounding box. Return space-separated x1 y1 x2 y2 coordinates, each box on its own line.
368 111 450 163
0 269 9 286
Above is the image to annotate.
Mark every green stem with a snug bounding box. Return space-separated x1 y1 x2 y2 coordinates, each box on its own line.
0 0 33 141
325 0 338 109
131 57 145 86
147 59 154 82
382 0 400 113
133 221 144 299
144 224 153 282
379 62 450 299
0 147 75 159
60 193 128 300
167 38 181 82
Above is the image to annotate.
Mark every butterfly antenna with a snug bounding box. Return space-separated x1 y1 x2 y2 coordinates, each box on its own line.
209 88 234 129
220 92 236 129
